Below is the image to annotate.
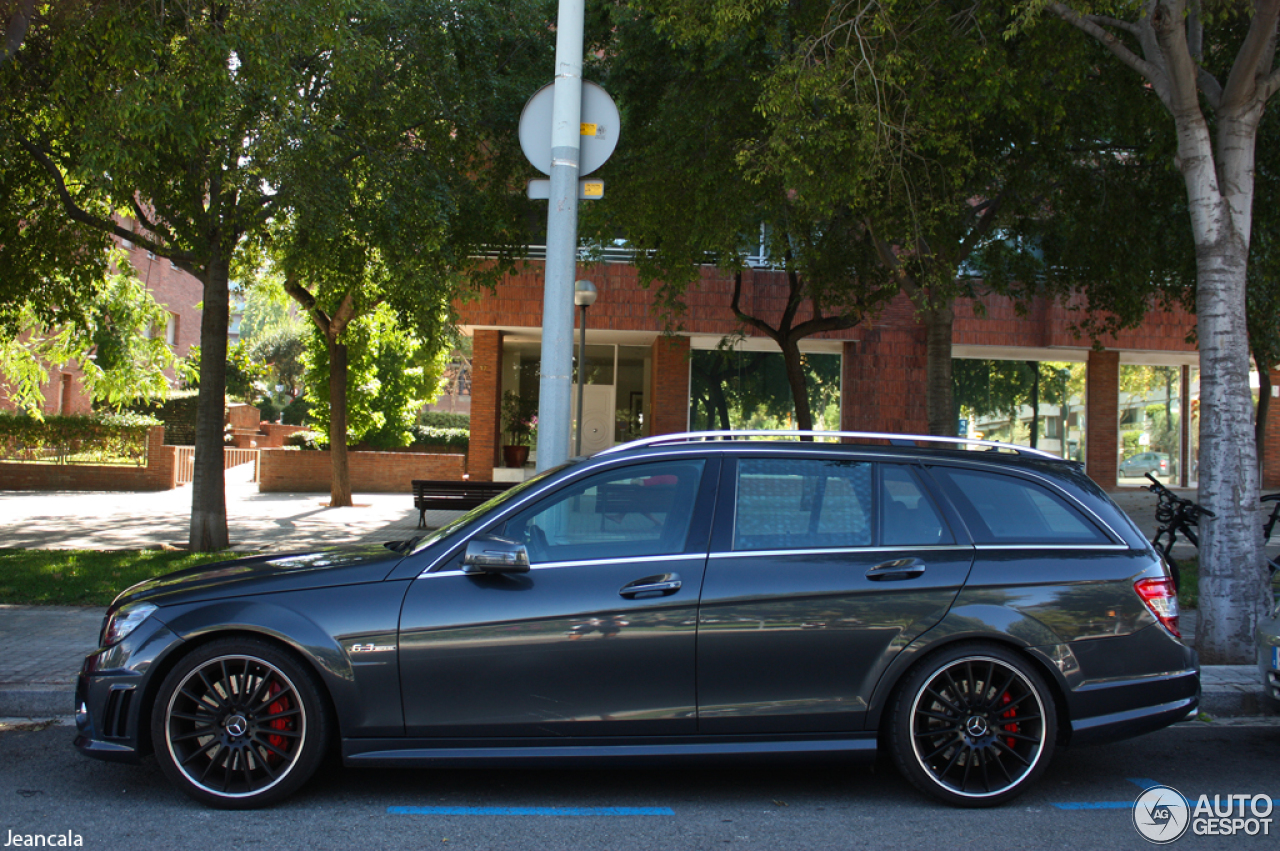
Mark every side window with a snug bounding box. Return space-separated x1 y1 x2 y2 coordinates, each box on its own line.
734 458 872 551
929 467 1109 545
501 460 705 563
881 465 952 546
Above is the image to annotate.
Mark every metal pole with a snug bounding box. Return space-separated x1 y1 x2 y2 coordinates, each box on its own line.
535 0 585 472
576 303 587 457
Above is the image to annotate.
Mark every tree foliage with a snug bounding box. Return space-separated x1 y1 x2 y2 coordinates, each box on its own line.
301 305 447 450
0 252 173 415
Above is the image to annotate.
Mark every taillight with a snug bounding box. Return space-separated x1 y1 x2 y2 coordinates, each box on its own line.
1135 577 1180 638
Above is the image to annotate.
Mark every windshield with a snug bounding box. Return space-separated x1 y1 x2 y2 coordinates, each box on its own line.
407 464 572 556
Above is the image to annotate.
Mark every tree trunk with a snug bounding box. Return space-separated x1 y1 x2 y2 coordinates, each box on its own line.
923 304 955 436
1184 108 1267 663
188 250 231 552
1027 361 1040 449
328 336 353 508
779 339 813 433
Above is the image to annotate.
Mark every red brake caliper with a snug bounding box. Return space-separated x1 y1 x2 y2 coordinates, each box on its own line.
264 681 291 762
1000 692 1018 748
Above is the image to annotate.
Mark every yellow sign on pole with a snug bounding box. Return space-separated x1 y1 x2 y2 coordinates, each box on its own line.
580 123 598 136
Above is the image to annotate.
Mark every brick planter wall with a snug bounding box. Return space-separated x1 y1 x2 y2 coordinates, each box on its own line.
258 449 466 493
0 426 178 491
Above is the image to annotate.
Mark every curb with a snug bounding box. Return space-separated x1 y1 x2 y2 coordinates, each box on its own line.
0 685 73 718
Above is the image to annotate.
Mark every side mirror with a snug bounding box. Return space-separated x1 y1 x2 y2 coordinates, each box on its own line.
462 536 531 574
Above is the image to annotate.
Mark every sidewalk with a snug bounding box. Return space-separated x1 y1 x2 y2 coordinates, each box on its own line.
0 473 1273 718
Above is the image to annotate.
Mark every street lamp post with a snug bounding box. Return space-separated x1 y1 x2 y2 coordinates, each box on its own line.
574 279 598 457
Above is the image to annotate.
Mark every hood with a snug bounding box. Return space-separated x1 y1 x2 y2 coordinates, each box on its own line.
111 542 406 609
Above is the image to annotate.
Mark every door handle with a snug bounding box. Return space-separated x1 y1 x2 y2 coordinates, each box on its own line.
619 573 682 598
866 558 926 581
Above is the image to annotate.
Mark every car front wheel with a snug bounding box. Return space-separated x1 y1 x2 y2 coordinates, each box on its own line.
151 637 330 808
888 643 1056 807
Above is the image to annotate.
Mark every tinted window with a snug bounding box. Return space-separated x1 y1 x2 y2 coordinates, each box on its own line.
501 460 705 563
881 465 952 546
930 467 1108 544
734 458 872 551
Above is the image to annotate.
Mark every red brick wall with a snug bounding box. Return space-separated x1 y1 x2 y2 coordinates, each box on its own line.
456 263 1199 355
467 330 503 481
259 423 309 448
649 336 690 435
258 449 466 493
841 330 929 434
1265 368 1280 489
0 426 178 491
1086 350 1120 490
953 292 1196 353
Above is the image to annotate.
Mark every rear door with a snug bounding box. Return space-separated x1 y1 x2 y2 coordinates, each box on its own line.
696 455 974 734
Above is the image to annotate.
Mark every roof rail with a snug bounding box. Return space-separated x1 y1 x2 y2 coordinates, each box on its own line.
595 430 1065 461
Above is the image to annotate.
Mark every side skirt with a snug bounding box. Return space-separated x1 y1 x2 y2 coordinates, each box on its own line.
342 734 878 768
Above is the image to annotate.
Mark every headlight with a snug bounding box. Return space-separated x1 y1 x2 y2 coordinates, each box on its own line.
102 602 157 647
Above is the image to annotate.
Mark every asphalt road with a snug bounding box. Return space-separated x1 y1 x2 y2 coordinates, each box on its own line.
1 719 1278 851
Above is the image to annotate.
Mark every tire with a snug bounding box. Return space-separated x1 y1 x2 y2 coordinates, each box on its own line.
151 637 331 809
887 643 1057 807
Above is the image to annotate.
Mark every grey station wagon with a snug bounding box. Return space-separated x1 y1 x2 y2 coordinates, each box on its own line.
74 431 1198 809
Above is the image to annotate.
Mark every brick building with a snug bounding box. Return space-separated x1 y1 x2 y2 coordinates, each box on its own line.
457 259 1280 491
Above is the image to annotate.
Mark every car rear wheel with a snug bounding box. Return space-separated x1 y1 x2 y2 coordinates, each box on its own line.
888 643 1056 807
151 637 330 808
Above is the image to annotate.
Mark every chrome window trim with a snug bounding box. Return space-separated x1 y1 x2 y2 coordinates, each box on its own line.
419 552 697 578
710 545 972 560
973 543 1131 551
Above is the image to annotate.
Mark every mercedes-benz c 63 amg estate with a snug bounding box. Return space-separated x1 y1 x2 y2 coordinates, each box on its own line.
75 431 1198 808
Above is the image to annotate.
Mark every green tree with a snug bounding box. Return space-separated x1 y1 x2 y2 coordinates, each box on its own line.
301 306 446 452
273 0 547 505
1 0 367 549
584 4 899 433
1017 0 1280 663
2 0 548 544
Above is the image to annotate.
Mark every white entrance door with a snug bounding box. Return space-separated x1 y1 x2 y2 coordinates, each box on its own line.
572 384 615 456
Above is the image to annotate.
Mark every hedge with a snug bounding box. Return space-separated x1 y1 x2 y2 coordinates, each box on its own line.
0 411 162 465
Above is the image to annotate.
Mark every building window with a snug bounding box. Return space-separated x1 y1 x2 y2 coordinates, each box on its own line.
120 238 134 250
146 250 155 260
165 313 178 346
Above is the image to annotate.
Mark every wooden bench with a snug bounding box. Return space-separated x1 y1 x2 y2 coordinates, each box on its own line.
412 479 517 528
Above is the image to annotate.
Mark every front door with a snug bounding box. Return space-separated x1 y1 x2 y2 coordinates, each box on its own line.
398 457 716 738
697 457 974 733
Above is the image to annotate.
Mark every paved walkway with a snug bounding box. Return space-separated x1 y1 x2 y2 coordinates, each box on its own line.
0 463 459 553
0 472 1273 718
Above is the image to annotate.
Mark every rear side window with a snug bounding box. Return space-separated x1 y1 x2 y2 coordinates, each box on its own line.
734 458 872 551
929 467 1110 545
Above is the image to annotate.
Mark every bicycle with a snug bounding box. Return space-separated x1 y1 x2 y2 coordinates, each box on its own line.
1145 473 1214 592
1145 472 1280 593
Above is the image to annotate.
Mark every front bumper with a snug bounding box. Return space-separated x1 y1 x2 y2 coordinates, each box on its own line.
73 617 183 764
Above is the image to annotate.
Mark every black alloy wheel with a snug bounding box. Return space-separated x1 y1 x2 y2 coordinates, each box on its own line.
152 638 329 808
889 643 1056 807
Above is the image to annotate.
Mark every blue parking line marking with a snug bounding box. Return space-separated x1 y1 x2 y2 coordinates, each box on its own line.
388 806 675 817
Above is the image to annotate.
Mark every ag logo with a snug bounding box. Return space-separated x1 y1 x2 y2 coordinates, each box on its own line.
1133 784 1190 844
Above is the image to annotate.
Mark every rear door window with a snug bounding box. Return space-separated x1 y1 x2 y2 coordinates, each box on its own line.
734 458 872 551
928 467 1110 545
